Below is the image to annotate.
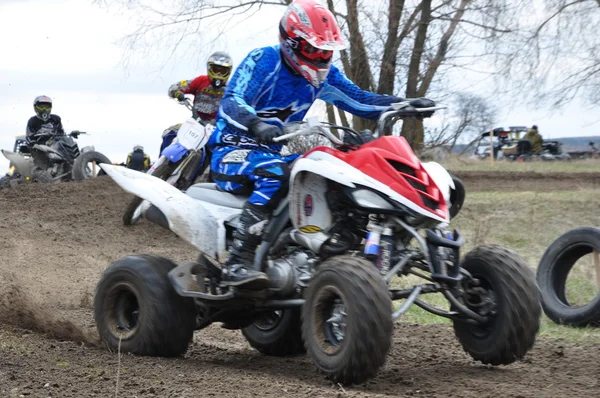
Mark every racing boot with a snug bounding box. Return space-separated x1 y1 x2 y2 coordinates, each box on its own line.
221 202 270 290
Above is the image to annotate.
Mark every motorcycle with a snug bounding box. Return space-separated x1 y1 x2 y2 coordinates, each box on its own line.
95 101 541 386
1 130 111 183
122 99 214 225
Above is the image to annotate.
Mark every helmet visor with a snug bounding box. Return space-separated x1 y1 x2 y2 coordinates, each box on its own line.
209 64 231 78
299 40 333 64
35 103 52 112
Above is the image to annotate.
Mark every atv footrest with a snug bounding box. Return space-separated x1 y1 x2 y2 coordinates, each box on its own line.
168 261 234 301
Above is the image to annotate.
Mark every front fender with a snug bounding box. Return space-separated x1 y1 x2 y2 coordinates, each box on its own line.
421 161 454 203
1 150 34 177
161 142 189 163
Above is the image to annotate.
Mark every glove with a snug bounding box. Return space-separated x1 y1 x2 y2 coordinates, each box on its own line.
174 91 186 102
344 130 375 146
409 97 436 118
249 120 285 145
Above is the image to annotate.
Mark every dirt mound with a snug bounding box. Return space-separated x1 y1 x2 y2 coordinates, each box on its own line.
0 271 100 346
453 170 600 192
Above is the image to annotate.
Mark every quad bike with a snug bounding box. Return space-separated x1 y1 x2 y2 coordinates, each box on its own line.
537 227 600 327
122 99 214 225
95 101 541 386
1 131 111 184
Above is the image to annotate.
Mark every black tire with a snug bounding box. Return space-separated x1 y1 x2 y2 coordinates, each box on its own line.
536 227 600 327
301 255 393 385
93 254 196 357
72 150 111 180
241 309 305 356
122 161 174 226
32 169 55 183
449 173 465 219
453 245 541 365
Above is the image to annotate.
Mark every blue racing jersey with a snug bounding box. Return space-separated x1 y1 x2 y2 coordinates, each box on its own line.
208 44 403 153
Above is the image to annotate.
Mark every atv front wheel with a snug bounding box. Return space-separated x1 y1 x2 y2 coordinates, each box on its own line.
94 254 196 357
72 151 111 180
453 245 541 365
302 255 393 385
242 309 305 356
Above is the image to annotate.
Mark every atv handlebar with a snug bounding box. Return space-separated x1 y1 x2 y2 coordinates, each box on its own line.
374 101 447 138
272 101 447 144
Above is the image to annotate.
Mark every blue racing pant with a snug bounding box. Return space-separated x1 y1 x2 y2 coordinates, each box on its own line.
211 146 299 209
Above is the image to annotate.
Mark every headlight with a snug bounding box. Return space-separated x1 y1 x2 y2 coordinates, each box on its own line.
350 189 394 210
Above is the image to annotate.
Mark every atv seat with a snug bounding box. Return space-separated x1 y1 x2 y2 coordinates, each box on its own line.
185 183 248 209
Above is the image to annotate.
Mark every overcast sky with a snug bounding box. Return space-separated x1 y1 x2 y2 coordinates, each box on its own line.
1 0 599 173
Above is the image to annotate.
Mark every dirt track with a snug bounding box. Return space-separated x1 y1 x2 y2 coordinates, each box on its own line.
452 170 600 192
1 175 599 397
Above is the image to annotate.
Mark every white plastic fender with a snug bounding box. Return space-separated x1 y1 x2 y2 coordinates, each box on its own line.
99 164 236 260
421 161 454 204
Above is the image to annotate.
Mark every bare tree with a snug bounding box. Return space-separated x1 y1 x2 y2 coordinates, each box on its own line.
424 91 497 151
94 0 521 148
494 0 600 109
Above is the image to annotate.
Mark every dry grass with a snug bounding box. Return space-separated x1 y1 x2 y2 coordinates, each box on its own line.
441 155 600 173
393 188 600 343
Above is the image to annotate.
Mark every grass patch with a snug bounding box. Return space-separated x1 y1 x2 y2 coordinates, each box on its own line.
441 156 600 173
392 188 600 343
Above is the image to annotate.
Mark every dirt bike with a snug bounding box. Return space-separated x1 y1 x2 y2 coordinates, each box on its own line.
1 130 111 183
122 99 214 225
95 101 541 386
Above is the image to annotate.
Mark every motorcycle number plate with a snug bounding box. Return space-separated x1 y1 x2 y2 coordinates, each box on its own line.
177 118 209 150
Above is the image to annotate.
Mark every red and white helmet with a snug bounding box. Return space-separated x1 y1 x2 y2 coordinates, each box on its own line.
279 0 346 87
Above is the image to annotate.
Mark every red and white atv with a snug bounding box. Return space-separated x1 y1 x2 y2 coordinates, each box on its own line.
95 101 541 386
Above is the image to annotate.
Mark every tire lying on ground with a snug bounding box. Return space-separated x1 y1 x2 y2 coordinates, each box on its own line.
536 227 600 327
72 151 112 181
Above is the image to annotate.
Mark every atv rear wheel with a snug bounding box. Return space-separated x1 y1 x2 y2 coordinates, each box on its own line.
122 161 174 226
94 254 196 357
302 255 393 385
453 245 541 365
32 169 55 183
72 151 111 180
242 309 305 356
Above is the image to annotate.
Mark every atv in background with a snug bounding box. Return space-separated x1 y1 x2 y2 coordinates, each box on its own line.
473 126 570 162
1 130 111 185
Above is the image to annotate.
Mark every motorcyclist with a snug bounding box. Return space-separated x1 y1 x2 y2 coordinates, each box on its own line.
126 145 151 171
161 52 233 155
25 95 65 147
207 0 435 289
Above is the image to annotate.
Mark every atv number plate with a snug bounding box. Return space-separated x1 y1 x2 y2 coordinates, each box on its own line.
177 118 209 150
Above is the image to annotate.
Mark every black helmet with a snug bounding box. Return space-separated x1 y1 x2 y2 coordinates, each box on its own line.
34 95 52 121
207 51 233 88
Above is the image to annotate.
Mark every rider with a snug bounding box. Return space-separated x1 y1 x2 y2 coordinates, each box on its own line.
126 145 151 171
25 95 65 147
207 0 434 289
160 51 234 155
